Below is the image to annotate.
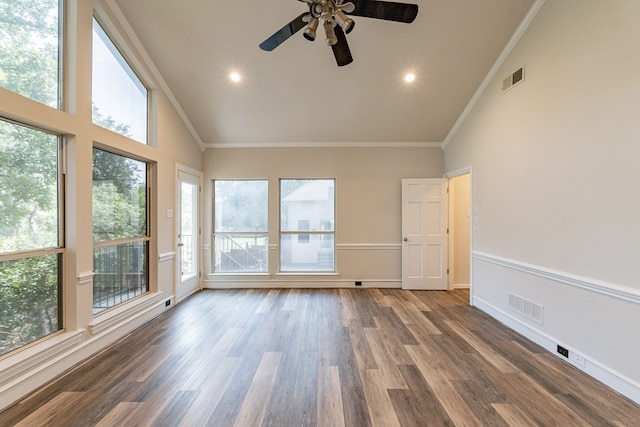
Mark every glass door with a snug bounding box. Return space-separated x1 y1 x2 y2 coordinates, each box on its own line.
177 170 200 300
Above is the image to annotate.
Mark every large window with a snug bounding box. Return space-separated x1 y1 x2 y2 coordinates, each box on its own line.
92 148 149 313
0 0 61 108
214 180 268 272
280 179 335 272
92 17 148 144
0 119 63 357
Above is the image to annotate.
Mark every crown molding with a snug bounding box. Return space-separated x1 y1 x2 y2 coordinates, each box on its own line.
204 141 443 149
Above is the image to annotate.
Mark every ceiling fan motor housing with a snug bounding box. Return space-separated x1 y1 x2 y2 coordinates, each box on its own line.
309 1 325 18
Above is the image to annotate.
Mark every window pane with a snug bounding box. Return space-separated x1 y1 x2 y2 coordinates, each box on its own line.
92 18 147 144
180 181 197 278
0 254 62 357
280 179 335 272
280 234 334 272
281 179 335 231
0 120 59 252
92 148 147 242
0 0 60 107
214 234 268 272
214 180 268 232
92 149 149 312
214 180 268 273
93 241 148 313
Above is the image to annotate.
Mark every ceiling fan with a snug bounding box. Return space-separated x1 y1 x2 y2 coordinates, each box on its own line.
259 0 418 67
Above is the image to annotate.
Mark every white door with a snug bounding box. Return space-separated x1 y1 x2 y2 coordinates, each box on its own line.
401 178 448 290
177 170 200 301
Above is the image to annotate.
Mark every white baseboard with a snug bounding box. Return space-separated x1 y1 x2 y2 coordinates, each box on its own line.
204 276 402 289
473 296 640 406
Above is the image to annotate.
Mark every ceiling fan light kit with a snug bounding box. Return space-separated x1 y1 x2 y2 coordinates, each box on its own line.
304 18 319 41
259 0 418 66
323 17 338 45
333 10 355 35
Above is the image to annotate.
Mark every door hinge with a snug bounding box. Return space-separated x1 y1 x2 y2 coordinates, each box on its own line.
447 228 449 234
446 187 449 194
447 268 450 274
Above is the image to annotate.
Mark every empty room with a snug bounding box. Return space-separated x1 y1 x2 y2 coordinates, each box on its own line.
1 0 639 425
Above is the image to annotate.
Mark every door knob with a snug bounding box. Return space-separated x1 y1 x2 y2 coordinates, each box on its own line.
178 243 184 247
403 238 408 242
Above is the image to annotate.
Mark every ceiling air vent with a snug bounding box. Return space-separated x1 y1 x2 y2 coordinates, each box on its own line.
502 65 525 92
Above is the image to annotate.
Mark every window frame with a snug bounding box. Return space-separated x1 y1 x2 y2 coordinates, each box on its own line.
92 147 150 314
0 118 65 356
279 178 336 273
0 0 63 109
91 15 150 145
212 179 269 274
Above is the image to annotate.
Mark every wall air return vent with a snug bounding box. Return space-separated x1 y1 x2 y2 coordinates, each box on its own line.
502 65 525 92
508 293 543 324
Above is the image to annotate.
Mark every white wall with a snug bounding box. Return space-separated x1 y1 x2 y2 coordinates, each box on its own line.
0 0 202 411
203 146 443 288
444 0 640 403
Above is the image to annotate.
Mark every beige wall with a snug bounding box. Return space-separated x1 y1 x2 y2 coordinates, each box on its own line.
444 0 640 401
202 146 443 287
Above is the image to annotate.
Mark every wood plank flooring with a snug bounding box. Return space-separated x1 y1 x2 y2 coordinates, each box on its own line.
2 289 640 426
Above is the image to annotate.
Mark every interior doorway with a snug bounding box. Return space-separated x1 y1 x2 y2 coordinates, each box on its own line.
448 173 471 292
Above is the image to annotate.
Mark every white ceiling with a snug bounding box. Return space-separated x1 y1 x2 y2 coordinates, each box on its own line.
113 0 535 147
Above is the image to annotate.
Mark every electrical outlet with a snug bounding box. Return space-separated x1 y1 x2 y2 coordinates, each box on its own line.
355 281 362 286
557 345 569 358
165 299 171 307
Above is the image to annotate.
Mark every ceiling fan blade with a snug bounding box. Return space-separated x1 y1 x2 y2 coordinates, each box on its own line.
331 26 353 67
259 13 309 51
348 0 418 23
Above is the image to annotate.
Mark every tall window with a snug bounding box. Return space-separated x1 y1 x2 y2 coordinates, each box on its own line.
92 148 149 313
280 179 335 272
0 0 61 108
214 180 268 272
0 119 63 356
92 17 148 144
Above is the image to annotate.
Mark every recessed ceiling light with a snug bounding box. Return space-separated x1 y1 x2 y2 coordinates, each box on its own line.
404 73 416 83
229 72 242 83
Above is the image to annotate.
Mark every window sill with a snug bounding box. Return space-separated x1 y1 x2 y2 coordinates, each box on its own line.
89 292 164 336
0 329 85 386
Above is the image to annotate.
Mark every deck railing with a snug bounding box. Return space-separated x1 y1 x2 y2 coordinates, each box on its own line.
93 242 148 313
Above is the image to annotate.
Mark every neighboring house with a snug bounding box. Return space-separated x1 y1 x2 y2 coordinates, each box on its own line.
282 180 335 269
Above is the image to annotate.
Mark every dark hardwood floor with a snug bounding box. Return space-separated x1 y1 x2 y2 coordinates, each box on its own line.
2 289 639 426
